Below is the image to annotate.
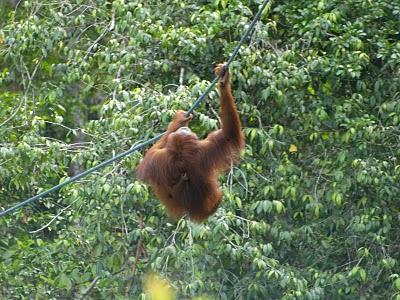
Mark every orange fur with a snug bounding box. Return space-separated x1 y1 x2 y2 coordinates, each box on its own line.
136 64 245 222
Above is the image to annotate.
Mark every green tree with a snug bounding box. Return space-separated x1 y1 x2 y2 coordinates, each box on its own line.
1 0 399 299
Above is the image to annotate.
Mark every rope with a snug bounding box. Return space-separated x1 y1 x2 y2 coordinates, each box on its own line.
0 134 163 217
0 0 270 218
187 0 270 114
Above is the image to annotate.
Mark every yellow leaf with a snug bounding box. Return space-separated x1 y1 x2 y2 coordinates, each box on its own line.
307 85 316 95
288 144 298 153
144 273 175 300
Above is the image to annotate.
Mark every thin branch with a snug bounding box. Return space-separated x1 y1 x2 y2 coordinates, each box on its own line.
125 213 144 296
0 57 42 127
84 8 115 60
79 276 100 299
29 198 79 234
0 159 12 167
179 67 185 87
44 121 96 137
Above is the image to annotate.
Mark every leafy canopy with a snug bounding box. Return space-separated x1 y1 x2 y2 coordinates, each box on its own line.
1 0 400 299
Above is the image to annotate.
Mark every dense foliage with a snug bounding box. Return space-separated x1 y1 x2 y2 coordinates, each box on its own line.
1 0 400 298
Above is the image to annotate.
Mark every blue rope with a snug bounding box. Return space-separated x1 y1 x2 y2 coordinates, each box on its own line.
187 0 270 114
0 133 164 217
0 0 270 218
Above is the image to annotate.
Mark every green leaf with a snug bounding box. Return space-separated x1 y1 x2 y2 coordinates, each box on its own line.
359 268 366 282
395 278 400 290
59 273 72 291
